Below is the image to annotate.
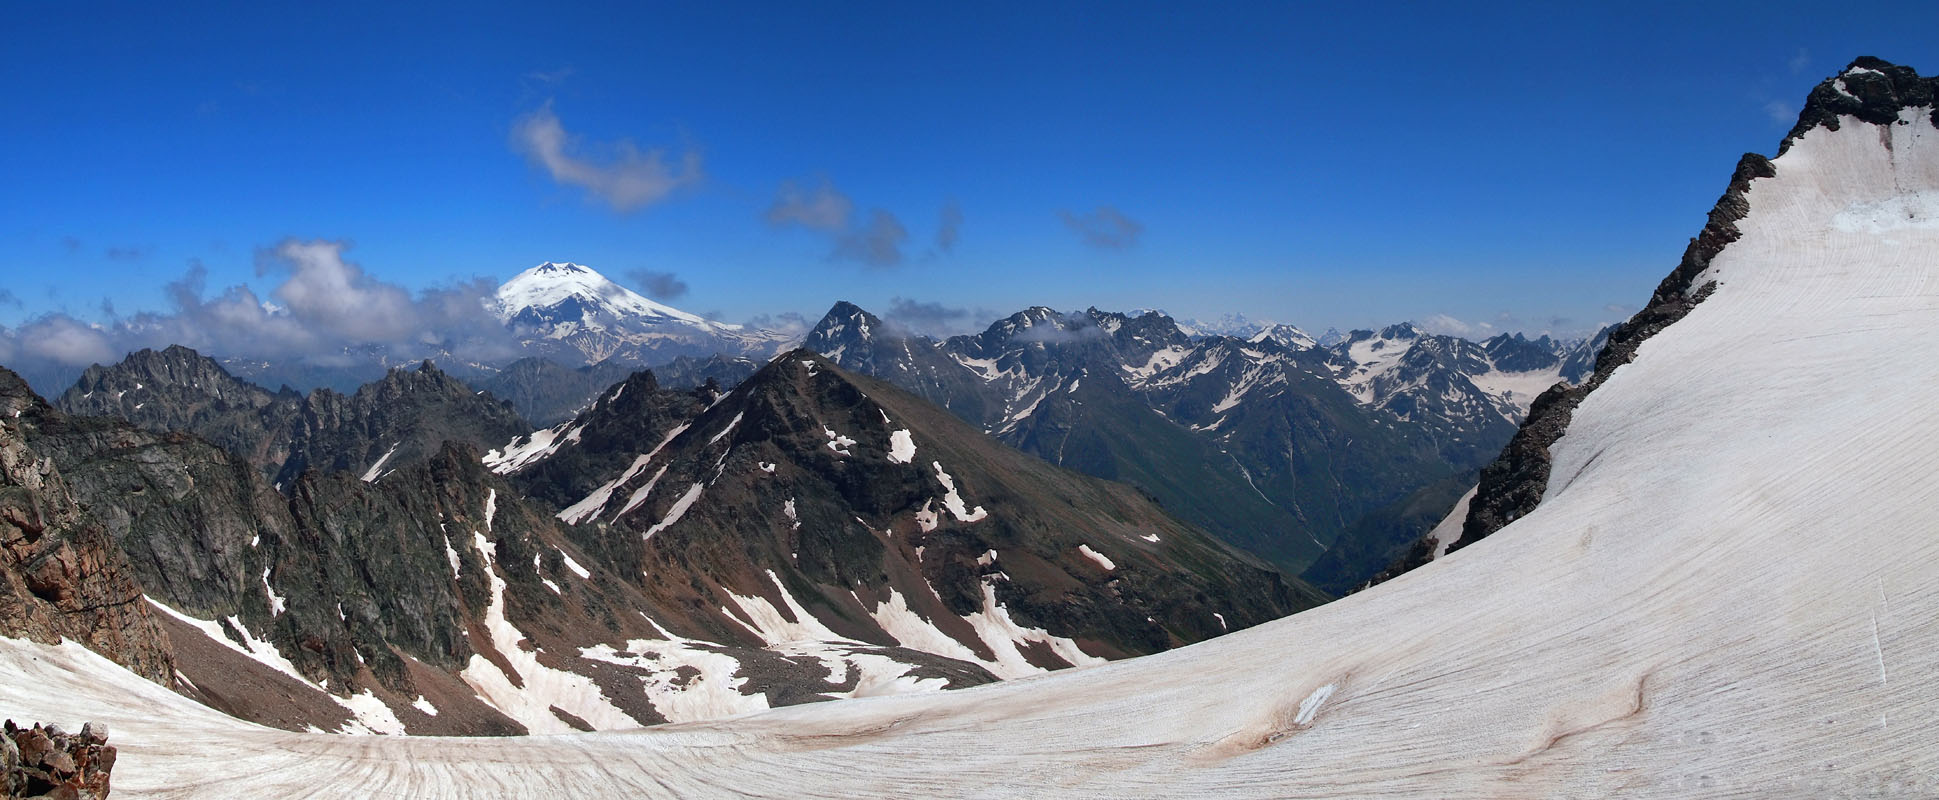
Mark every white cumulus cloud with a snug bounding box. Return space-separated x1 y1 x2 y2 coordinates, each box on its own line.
513 102 702 212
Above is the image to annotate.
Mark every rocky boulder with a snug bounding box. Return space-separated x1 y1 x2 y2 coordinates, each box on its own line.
2 720 115 799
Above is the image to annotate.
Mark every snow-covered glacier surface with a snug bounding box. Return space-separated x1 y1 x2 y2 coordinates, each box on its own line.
4 108 1939 797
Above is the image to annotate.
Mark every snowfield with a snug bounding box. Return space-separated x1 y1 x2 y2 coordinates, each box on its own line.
3 96 1939 796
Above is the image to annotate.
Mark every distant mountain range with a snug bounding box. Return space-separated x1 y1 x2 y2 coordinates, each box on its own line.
800 302 1606 593
41 258 1609 597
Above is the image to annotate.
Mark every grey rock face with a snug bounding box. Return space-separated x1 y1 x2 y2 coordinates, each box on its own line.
54 347 531 491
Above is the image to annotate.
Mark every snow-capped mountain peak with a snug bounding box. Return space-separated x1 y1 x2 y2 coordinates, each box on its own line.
493 262 791 365
494 261 727 331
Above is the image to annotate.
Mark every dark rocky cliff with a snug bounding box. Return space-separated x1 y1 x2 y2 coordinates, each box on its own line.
0 370 175 685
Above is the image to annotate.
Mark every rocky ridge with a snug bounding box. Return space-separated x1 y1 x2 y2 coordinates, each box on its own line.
498 350 1317 677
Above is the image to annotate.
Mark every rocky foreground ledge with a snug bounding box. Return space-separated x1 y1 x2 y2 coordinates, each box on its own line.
2 721 114 799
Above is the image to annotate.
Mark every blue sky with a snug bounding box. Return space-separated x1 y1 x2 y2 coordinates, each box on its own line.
4 1 1936 342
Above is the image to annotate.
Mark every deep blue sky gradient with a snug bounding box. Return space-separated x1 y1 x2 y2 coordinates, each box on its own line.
5 1 1936 338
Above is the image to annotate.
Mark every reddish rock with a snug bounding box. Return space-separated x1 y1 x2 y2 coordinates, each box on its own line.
2 720 115 799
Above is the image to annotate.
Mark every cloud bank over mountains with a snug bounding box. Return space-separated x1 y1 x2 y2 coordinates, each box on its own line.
0 239 520 389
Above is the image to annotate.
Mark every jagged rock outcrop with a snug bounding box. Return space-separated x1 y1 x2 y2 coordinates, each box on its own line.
2 720 115 800
270 359 531 488
55 347 531 490
0 370 174 685
1780 55 1938 153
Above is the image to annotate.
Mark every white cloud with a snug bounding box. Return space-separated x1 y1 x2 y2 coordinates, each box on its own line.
14 315 116 367
1059 206 1143 249
742 311 810 336
2 240 517 371
835 210 909 267
765 179 853 232
624 269 689 301
765 178 909 267
936 201 963 253
512 102 702 212
1418 313 1494 338
260 239 419 343
1788 48 1811 75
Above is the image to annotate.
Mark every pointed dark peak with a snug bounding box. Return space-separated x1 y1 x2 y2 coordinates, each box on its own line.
1108 308 1179 337
697 348 885 451
823 300 872 318
804 301 888 349
764 347 838 379
818 300 883 328
55 343 273 422
1783 57 1938 155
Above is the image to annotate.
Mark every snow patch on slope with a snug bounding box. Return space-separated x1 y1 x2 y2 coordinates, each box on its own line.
931 462 987 522
359 443 400 483
457 532 639 733
886 429 917 463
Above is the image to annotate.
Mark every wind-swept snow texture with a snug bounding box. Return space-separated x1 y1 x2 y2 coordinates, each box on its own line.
3 62 1939 797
